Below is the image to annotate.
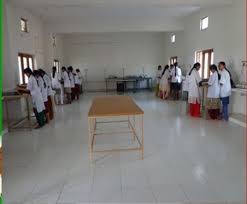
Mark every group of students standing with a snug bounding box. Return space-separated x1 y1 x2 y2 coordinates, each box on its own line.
51 66 83 104
16 68 54 129
16 66 83 129
156 61 232 121
156 62 182 100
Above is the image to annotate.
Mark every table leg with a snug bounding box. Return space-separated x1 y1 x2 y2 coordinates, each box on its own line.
88 118 93 161
5 101 10 131
141 115 144 160
26 97 32 130
133 115 136 141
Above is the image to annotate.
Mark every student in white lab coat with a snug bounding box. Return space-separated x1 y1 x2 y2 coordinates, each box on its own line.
159 65 170 100
61 66 72 104
33 70 50 123
74 69 82 100
76 69 83 94
16 68 46 128
188 63 202 117
218 61 232 121
155 65 163 96
206 64 220 120
39 69 54 120
170 62 182 100
51 66 64 105
68 66 75 100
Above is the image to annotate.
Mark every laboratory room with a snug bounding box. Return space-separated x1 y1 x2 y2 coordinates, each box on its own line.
2 0 246 203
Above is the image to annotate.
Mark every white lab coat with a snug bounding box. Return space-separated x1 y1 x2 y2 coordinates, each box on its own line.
27 75 45 113
51 72 61 89
76 72 83 85
207 72 220 98
69 72 75 88
188 69 201 104
62 71 71 88
75 72 81 85
37 76 48 102
219 69 231 98
170 66 182 83
43 74 53 96
156 70 163 84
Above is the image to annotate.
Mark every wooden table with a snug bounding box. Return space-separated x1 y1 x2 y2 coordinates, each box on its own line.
88 96 144 161
2 94 33 131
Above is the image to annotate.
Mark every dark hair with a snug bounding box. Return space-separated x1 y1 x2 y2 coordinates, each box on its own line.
33 70 41 77
52 66 57 78
33 70 46 88
23 67 33 75
76 69 80 72
189 63 201 76
219 61 226 66
158 65 162 70
61 66 66 71
174 62 178 76
210 64 220 80
38 69 46 76
162 65 169 76
68 66 73 72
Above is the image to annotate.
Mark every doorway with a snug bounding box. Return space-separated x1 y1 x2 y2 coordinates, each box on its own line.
195 49 214 79
18 53 35 84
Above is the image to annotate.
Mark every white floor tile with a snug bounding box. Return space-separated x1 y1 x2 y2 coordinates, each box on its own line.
3 92 244 204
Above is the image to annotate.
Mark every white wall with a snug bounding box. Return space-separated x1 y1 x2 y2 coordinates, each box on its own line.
63 32 165 90
3 1 46 91
43 33 65 73
163 0 245 82
163 31 185 71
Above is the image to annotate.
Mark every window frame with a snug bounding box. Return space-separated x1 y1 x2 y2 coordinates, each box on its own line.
53 59 60 72
200 16 209 31
195 48 214 79
18 53 34 84
170 56 178 65
171 34 176 44
20 18 29 33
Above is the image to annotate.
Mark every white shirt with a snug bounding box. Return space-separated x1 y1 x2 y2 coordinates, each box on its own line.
69 72 75 88
27 75 45 113
62 71 71 88
207 72 220 98
37 76 48 102
43 74 53 96
219 69 231 98
171 66 182 83
51 72 61 89
75 72 82 85
156 70 163 84
188 69 201 104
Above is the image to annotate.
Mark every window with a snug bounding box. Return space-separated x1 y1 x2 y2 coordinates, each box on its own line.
171 34 176 43
53 60 60 72
195 49 214 79
20 18 28 33
52 35 56 47
170 56 178 65
18 53 34 84
200 17 209 31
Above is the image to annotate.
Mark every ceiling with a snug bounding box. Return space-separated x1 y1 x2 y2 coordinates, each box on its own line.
9 0 233 33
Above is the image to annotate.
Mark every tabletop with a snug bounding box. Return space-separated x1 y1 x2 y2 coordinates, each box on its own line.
88 95 144 117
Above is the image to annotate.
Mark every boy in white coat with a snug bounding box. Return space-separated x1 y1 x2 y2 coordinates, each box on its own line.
218 61 231 121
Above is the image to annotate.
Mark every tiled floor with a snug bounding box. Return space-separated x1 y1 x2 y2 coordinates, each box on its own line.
3 92 245 204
